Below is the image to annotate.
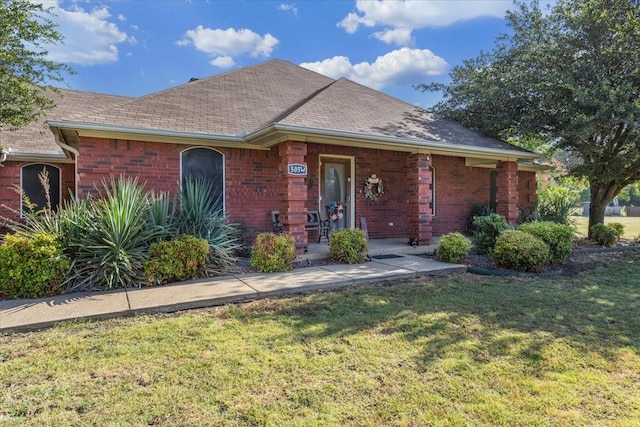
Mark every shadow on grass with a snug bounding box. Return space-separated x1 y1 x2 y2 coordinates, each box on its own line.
237 257 640 371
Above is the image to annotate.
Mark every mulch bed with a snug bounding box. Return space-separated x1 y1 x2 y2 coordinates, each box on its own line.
463 238 640 277
229 238 640 278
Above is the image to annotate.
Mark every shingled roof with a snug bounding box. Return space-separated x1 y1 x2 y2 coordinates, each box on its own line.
3 89 130 159
8 59 539 161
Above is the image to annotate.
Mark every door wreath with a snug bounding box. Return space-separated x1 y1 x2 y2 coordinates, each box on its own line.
363 174 384 204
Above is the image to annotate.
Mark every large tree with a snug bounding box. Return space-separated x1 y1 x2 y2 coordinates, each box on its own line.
418 0 640 236
1 0 71 131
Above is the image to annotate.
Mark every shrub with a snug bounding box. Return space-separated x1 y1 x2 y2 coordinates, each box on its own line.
328 228 369 264
518 221 575 263
535 182 582 225
173 179 241 274
590 223 624 247
250 233 296 272
67 177 164 291
466 202 495 233
471 214 512 254
144 235 210 285
436 232 470 264
0 233 71 299
493 230 550 272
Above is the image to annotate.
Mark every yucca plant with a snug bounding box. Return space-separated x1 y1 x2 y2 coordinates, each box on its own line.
176 178 241 274
67 176 163 291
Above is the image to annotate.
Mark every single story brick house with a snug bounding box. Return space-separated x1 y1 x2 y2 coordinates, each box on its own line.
0 59 541 251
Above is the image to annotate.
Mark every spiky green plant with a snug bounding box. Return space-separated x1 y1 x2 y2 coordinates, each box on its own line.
175 178 240 274
67 176 163 291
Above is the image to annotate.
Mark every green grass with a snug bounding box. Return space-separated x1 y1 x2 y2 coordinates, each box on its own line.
1 258 640 426
572 215 640 239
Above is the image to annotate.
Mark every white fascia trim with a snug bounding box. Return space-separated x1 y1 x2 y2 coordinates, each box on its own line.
249 123 542 161
46 120 248 145
4 151 72 162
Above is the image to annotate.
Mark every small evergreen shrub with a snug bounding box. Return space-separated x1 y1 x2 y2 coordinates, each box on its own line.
0 233 71 299
492 230 550 272
328 229 368 264
436 232 470 264
590 223 624 247
250 232 296 272
518 221 575 263
471 214 512 254
144 234 210 285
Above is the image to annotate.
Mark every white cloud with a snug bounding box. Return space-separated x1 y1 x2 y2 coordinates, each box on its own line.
210 56 235 68
41 1 131 65
338 0 510 46
178 26 279 67
300 48 448 90
277 3 298 16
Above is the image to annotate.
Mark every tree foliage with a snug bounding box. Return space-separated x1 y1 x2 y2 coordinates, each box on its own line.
0 0 72 131
418 0 640 235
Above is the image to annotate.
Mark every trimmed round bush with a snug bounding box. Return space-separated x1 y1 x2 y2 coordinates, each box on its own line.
492 230 550 272
590 223 624 247
436 232 470 264
0 233 71 299
329 228 368 264
518 221 574 263
250 232 296 272
471 214 512 254
144 234 211 285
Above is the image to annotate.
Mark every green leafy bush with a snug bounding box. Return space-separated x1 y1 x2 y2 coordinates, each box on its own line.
471 214 512 254
328 228 369 264
0 233 70 299
492 230 550 272
518 221 575 263
250 232 296 272
590 223 624 247
144 235 210 285
535 181 582 225
436 232 470 264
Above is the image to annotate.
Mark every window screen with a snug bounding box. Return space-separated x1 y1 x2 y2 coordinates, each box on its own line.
21 164 61 214
181 148 224 210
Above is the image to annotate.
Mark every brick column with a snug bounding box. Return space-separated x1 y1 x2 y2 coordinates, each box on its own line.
406 153 432 245
496 161 519 225
279 141 308 254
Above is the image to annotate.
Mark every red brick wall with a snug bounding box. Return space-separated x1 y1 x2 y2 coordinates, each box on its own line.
518 171 537 209
430 155 494 235
8 137 536 244
0 161 74 224
76 137 284 244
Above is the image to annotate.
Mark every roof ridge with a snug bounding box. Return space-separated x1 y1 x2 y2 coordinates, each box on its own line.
333 77 426 111
263 78 337 126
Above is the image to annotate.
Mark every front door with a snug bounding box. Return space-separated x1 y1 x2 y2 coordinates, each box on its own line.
320 157 352 228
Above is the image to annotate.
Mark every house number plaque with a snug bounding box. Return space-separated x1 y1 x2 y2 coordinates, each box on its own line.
287 163 308 176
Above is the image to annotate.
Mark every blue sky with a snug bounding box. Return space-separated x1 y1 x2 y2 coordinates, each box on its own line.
38 0 548 108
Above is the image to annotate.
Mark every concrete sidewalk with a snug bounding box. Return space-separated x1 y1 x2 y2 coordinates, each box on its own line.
0 255 465 333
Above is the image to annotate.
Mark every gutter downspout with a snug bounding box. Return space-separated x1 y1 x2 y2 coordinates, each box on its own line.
0 147 8 163
52 131 80 197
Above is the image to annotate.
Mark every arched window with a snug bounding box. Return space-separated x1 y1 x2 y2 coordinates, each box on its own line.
180 147 225 211
429 166 436 216
21 164 61 214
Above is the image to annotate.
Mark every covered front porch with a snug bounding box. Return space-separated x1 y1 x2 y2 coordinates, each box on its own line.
297 237 441 262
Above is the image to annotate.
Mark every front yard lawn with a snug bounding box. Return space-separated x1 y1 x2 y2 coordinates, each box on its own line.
1 257 639 426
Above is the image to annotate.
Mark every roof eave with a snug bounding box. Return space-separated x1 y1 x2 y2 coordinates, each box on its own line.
46 120 269 150
246 123 543 162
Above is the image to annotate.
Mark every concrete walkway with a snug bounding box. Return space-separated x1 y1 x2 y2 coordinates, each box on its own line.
0 254 465 333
